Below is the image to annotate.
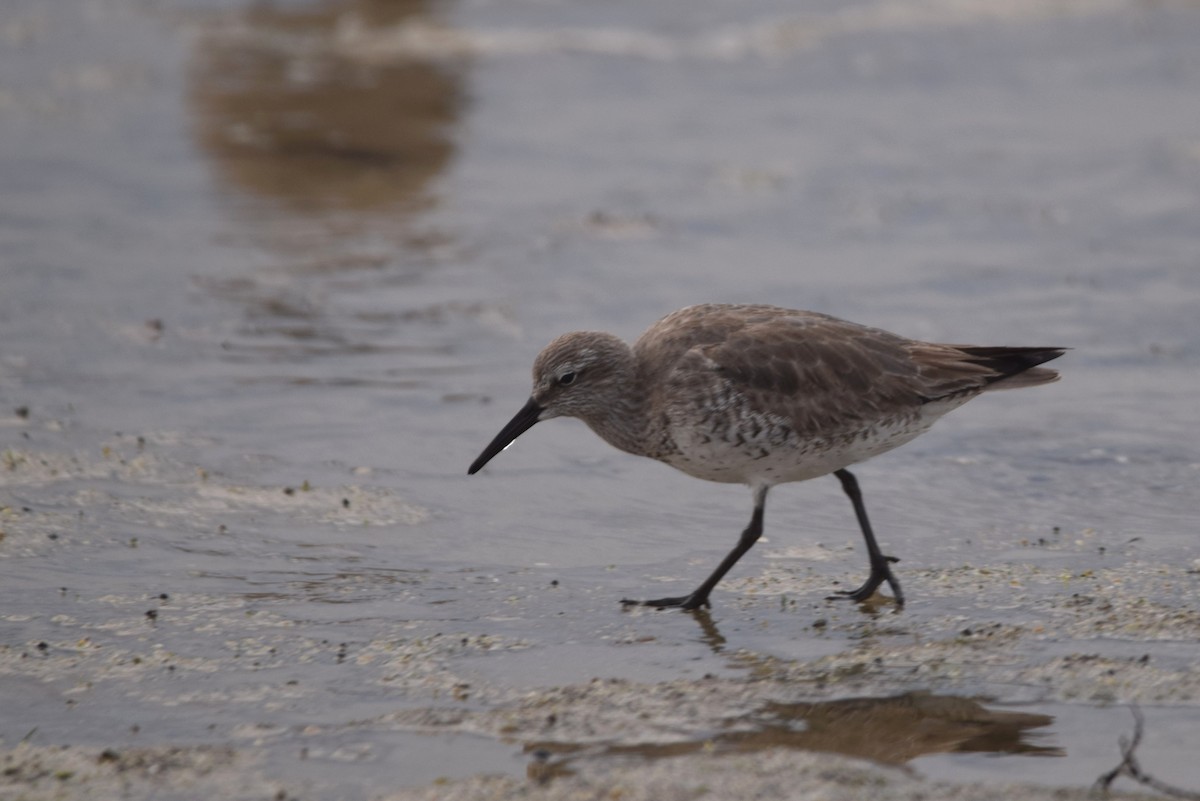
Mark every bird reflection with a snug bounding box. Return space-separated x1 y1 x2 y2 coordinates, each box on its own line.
526 692 1060 782
687 608 727 653
187 0 462 231
185 0 466 359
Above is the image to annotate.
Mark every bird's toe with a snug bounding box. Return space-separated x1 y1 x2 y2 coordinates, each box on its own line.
623 593 710 610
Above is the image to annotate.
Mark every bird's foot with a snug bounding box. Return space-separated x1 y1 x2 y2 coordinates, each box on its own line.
827 555 905 607
621 593 711 610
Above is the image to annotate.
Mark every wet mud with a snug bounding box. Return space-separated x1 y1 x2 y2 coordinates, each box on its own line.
3 0 1200 799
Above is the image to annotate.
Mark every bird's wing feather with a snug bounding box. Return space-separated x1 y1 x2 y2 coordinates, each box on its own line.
691 314 929 435
644 305 1060 440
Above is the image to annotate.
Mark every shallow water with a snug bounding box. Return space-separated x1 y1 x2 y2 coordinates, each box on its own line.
2 0 1199 798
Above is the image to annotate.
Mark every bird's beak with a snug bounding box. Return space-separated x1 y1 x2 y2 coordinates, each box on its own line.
468 397 543 474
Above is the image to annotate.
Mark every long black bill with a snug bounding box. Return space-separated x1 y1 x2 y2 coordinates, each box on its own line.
467 397 544 474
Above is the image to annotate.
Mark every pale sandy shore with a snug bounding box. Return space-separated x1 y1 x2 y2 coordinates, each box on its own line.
3 446 1197 799
0 732 1171 801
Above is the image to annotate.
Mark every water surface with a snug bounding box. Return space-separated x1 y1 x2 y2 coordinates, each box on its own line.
1 0 1198 797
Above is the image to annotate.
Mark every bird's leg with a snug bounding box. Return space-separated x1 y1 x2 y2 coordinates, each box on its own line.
623 487 768 611
828 469 905 606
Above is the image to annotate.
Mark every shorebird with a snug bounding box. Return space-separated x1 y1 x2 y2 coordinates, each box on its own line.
468 304 1064 609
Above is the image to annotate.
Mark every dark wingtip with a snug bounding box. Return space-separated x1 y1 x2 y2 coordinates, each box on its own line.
958 345 1068 382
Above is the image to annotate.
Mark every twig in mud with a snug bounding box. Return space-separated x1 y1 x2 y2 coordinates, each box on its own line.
1093 706 1200 800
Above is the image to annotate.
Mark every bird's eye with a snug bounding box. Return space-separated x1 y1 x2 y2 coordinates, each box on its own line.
558 371 577 386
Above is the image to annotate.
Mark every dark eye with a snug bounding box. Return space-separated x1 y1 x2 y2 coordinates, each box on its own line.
558 371 577 386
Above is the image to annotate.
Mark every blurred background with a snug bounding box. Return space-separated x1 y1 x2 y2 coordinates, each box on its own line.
1 0 1198 796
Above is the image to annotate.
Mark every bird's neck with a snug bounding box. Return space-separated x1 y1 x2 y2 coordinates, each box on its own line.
578 367 665 460
583 409 646 459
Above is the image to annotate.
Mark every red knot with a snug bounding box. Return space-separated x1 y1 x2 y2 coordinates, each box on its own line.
468 303 1065 610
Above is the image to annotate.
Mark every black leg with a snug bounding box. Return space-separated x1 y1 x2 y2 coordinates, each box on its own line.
828 469 905 606
622 487 768 610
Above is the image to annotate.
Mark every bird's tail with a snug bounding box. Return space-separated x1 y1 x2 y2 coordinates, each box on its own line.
957 346 1067 390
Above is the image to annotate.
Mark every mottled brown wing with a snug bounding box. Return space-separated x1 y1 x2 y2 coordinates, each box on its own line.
692 313 930 437
643 305 1062 440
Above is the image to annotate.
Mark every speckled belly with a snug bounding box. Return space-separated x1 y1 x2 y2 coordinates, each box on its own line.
660 412 936 486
